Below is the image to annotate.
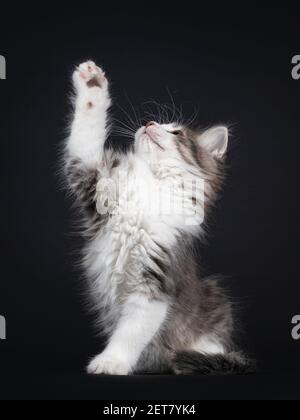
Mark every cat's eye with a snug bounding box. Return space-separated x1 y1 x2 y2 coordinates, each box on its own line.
171 130 184 136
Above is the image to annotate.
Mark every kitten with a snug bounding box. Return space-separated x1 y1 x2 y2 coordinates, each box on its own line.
63 61 255 375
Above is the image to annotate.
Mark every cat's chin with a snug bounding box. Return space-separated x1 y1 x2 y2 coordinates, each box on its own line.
135 132 164 159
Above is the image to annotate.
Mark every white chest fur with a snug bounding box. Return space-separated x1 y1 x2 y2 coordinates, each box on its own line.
85 157 203 330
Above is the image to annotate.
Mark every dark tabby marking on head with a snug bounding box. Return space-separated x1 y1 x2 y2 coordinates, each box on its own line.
172 351 256 375
173 129 225 206
176 135 196 166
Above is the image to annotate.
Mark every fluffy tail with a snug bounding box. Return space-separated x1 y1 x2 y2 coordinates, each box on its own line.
172 351 256 375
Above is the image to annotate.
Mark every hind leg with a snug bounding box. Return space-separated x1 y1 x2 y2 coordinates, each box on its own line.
134 342 173 375
172 351 256 375
190 334 226 355
171 332 250 375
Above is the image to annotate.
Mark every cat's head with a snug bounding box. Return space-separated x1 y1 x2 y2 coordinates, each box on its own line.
134 121 228 174
134 121 229 220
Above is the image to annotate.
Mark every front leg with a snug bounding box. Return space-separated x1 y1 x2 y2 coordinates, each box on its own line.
67 60 111 168
65 61 111 210
87 294 168 375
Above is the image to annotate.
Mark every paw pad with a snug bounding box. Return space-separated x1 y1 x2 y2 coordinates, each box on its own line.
74 61 107 90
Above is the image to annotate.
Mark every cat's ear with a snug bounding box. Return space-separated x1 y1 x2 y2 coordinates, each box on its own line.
197 126 228 159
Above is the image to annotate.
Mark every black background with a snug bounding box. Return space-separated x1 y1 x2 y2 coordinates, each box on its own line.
0 2 300 400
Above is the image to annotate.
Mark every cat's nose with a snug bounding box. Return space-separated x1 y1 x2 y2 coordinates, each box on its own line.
146 121 156 128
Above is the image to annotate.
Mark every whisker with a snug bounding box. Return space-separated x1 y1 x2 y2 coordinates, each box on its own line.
112 117 136 133
124 93 142 129
116 103 138 132
113 130 135 138
166 88 177 123
144 99 167 124
185 107 199 128
113 127 135 136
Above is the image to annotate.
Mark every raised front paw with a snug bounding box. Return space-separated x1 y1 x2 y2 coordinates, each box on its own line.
73 61 108 92
87 352 132 376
